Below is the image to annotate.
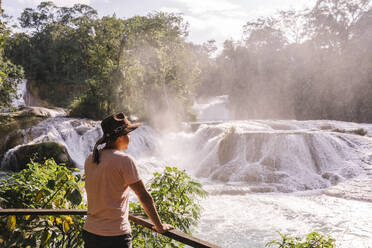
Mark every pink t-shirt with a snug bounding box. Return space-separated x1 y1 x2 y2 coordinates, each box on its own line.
83 149 140 236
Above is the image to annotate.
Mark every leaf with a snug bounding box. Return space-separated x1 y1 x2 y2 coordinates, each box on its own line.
7 215 16 231
47 216 54 226
69 188 82 205
56 171 67 184
41 230 51 246
62 215 74 224
63 220 70 233
35 190 43 202
56 217 62 225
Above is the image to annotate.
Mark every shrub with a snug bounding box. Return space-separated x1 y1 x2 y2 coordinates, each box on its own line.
0 162 207 248
130 166 207 248
266 232 336 248
0 158 85 248
69 90 107 120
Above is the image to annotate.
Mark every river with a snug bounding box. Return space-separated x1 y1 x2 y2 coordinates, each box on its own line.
1 93 372 247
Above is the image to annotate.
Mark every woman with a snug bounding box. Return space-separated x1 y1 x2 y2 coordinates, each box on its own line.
82 112 172 248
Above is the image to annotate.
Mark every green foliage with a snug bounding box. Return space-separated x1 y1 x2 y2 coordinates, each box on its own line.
0 14 24 109
0 58 24 108
5 2 202 121
130 166 207 247
266 232 336 248
5 2 100 107
0 158 86 248
72 12 202 122
69 89 105 120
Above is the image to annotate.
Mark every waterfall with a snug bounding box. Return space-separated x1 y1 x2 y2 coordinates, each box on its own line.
0 118 159 171
157 120 372 192
193 95 231 121
2 117 372 193
1 115 372 247
11 79 28 108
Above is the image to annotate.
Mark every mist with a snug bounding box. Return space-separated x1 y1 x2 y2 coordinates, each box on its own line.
111 22 201 131
196 0 372 123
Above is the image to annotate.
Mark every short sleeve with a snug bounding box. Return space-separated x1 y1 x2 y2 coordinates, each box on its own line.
121 155 141 185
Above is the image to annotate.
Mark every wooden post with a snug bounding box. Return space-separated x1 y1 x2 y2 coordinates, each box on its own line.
0 209 221 248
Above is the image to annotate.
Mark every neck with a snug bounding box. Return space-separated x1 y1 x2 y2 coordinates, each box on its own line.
104 141 119 150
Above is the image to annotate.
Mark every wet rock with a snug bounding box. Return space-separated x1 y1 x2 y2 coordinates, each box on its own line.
322 172 342 185
0 130 26 166
0 114 45 160
75 126 91 136
19 106 67 118
0 130 25 157
0 107 67 159
1 142 75 172
218 128 239 165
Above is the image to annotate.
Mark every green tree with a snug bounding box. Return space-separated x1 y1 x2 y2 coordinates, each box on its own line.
0 13 24 109
6 2 202 121
5 2 99 107
72 12 201 122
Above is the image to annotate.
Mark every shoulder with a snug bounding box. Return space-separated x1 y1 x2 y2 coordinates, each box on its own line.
84 154 93 165
112 151 136 164
114 151 140 183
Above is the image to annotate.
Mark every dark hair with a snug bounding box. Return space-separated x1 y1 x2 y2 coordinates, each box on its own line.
92 130 128 164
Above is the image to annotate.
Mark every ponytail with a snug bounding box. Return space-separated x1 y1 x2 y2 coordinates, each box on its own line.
93 129 127 164
92 136 106 164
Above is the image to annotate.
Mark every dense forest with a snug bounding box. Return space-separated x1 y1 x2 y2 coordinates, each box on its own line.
1 0 372 123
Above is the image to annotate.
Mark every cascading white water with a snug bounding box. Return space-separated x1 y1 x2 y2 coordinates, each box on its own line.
155 118 372 247
158 120 372 192
1 117 159 173
0 78 28 112
11 79 28 108
2 98 372 247
193 95 231 121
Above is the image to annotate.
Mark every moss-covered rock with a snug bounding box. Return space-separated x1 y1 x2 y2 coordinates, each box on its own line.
0 107 67 160
0 114 45 161
0 130 25 156
1 142 75 172
0 113 45 134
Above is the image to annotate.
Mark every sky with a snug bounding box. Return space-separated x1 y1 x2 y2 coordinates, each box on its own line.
3 0 316 47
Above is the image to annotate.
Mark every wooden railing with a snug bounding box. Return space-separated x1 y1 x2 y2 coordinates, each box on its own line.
0 209 221 248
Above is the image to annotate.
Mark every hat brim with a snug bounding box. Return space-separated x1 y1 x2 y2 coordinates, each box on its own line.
123 123 142 134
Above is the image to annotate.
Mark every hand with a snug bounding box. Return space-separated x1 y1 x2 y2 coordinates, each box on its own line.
152 223 174 233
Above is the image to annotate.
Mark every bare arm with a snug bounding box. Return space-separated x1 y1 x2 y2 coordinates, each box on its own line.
129 180 173 233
